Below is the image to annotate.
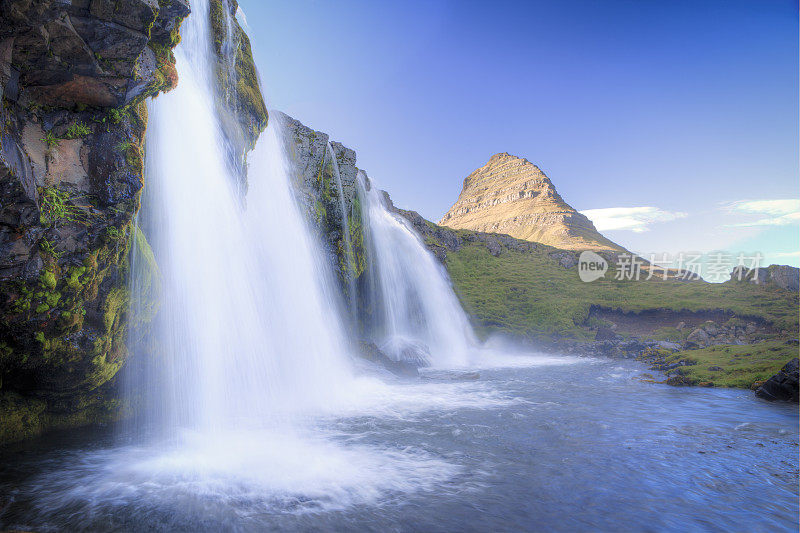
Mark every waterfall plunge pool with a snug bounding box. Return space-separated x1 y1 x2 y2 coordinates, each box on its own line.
1 355 797 532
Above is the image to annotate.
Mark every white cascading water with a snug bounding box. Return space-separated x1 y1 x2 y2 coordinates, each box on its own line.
0 4 584 525
326 142 358 322
141 0 353 435
359 175 477 368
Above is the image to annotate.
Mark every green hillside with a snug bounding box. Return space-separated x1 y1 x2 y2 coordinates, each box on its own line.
444 241 798 342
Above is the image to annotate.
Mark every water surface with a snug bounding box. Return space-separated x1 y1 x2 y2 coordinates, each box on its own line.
0 356 797 532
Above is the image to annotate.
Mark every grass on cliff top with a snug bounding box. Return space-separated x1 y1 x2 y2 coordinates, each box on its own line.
664 341 798 388
444 243 799 341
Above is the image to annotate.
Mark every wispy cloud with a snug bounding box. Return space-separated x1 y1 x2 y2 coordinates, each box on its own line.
725 199 800 227
580 207 687 233
770 251 800 259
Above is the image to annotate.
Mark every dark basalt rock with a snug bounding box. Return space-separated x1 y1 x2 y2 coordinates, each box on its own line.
595 326 617 341
755 358 799 402
1 0 187 108
0 0 190 444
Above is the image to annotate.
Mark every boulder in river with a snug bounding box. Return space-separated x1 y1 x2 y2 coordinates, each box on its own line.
357 341 420 377
755 358 799 402
380 337 432 367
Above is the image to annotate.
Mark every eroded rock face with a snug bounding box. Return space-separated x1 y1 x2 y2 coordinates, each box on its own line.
275 111 366 289
0 0 189 444
730 264 800 292
1 0 189 108
439 153 624 251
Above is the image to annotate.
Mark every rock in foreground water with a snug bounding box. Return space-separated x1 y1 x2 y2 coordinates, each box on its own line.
755 358 799 402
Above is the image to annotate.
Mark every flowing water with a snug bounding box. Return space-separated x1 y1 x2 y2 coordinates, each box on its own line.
135 0 354 434
0 4 797 532
1 357 797 531
359 176 477 367
327 142 358 322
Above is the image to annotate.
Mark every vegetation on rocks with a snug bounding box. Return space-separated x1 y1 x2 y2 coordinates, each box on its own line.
209 0 268 152
0 0 190 444
277 112 367 295
639 341 799 389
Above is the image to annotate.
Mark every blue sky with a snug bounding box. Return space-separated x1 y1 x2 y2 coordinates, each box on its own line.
238 0 799 267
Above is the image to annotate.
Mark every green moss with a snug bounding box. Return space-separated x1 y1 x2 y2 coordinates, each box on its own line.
106 107 129 124
102 286 129 333
0 392 47 443
39 269 57 290
44 291 60 308
208 0 268 143
38 238 62 259
130 226 161 325
660 341 798 388
66 266 87 291
63 121 91 139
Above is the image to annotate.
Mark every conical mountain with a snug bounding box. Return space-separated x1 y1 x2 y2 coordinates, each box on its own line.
439 153 624 251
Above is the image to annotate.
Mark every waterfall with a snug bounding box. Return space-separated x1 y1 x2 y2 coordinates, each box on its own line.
358 175 477 368
219 0 239 102
327 142 358 322
135 0 353 437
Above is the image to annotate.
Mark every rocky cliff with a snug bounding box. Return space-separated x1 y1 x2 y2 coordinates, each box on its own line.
439 153 625 251
208 0 267 190
0 0 204 444
276 111 366 298
0 0 266 445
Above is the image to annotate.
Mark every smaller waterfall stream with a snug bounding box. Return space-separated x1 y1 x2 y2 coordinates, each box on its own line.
359 175 477 368
327 142 358 322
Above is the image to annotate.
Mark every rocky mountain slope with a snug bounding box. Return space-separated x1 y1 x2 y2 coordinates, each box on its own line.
0 0 266 444
439 152 624 251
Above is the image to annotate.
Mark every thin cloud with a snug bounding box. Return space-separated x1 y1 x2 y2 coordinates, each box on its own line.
770 251 800 258
580 207 687 233
725 199 800 227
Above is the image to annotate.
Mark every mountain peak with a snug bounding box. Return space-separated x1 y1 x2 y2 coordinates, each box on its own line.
440 154 625 251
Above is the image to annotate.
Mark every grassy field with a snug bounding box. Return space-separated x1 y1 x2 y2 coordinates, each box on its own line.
654 341 799 388
444 242 799 341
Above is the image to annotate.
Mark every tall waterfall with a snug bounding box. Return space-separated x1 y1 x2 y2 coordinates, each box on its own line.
359 175 477 368
136 0 353 436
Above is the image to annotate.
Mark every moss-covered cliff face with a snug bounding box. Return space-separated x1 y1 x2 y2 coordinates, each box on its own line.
208 0 268 190
0 0 190 444
276 112 367 300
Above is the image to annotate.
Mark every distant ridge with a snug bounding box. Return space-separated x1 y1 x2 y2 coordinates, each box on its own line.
439 153 625 251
